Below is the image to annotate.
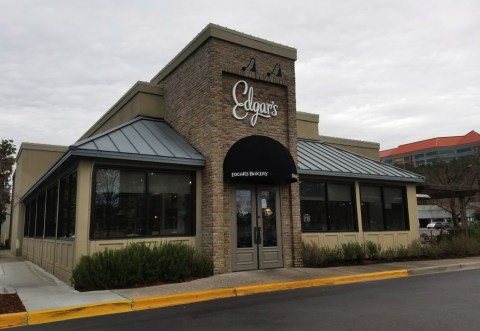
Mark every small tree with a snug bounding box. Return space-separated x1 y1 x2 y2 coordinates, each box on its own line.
0 139 16 226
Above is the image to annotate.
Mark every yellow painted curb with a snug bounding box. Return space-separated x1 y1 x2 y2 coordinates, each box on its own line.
0 270 409 328
235 270 409 296
0 312 27 329
133 288 236 311
27 299 132 325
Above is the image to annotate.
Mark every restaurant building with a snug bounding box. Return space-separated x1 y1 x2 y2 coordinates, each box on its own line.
9 24 424 283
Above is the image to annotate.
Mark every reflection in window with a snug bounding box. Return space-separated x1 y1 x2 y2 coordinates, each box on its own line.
360 186 384 231
148 172 192 236
236 190 252 248
300 181 356 232
360 185 408 231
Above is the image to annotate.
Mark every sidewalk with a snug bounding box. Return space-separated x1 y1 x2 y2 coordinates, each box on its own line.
2 248 480 328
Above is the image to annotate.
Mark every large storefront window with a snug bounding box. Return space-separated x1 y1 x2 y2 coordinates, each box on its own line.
92 168 195 239
360 185 408 231
300 181 356 232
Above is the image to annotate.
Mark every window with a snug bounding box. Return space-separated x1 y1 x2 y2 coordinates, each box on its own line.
58 172 77 239
92 168 195 239
457 147 471 154
23 201 31 237
360 185 408 231
300 181 356 232
148 172 193 236
45 184 58 238
28 199 37 237
35 193 46 238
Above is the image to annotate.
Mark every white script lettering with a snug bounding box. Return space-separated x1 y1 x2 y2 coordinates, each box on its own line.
231 171 269 177
232 80 278 126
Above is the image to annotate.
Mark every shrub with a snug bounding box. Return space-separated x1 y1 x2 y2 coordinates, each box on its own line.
407 240 424 258
302 242 342 267
72 242 213 291
365 241 382 260
394 245 409 260
341 242 365 262
380 247 397 261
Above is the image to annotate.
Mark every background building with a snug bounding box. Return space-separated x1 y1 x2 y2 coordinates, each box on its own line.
380 131 480 167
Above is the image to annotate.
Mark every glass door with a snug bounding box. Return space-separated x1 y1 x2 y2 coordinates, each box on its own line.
232 187 283 271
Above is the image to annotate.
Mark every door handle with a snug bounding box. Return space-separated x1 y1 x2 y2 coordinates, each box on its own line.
254 227 262 245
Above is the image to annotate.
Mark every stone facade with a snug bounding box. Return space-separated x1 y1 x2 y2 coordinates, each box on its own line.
159 36 301 273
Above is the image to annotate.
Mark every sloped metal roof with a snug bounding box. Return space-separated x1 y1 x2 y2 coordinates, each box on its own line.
70 117 205 166
297 139 424 183
22 117 205 201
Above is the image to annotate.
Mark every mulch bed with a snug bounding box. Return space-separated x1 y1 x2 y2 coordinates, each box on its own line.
0 293 26 314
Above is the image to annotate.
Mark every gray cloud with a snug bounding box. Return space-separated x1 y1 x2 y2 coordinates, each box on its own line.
1 0 479 153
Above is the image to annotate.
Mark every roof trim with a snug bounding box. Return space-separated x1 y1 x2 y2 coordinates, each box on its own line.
298 169 424 183
150 23 297 84
70 149 205 167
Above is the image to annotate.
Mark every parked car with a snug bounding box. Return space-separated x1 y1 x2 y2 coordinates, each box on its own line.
426 221 449 230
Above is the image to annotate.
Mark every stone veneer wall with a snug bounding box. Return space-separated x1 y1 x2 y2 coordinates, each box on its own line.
160 37 302 273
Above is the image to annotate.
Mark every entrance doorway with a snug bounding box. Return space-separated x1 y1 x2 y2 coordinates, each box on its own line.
232 186 283 271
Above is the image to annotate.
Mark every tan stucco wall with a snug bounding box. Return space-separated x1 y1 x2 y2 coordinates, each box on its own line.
295 112 380 160
296 112 320 140
302 183 420 249
79 82 165 140
318 135 380 160
10 143 67 256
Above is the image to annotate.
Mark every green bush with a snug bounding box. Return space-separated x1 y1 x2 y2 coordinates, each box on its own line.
302 242 342 267
380 247 397 261
341 242 365 262
72 242 213 291
365 241 382 260
303 232 480 269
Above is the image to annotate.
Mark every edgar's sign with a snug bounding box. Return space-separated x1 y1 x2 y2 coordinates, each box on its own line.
232 80 278 126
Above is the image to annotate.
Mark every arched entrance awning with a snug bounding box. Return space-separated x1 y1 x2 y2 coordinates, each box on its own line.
223 135 298 184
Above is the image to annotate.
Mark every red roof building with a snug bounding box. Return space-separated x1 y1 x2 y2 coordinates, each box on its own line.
380 131 480 167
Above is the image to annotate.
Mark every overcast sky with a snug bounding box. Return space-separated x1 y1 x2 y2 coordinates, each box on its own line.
1 0 479 154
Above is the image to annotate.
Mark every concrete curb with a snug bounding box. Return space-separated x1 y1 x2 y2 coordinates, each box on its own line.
407 261 480 276
0 269 408 329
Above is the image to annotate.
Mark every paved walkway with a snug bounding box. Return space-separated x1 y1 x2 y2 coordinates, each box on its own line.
2 248 480 328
